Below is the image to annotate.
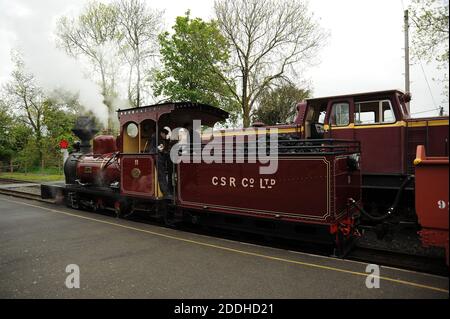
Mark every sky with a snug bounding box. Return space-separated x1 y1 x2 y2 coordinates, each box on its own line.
0 0 448 121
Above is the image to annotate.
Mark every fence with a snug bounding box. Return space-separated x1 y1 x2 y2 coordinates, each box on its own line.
0 159 64 174
0 162 20 173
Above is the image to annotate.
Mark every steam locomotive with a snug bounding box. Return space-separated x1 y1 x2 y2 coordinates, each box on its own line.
41 90 449 260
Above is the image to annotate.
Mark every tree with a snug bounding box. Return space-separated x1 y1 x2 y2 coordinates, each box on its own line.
252 83 310 125
2 53 84 171
41 89 84 166
3 52 47 168
115 0 163 108
409 0 449 99
214 0 326 127
0 94 34 171
56 1 121 130
153 12 239 120
0 99 14 165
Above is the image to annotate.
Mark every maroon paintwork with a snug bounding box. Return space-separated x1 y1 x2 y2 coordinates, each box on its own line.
44 92 447 258
93 135 117 154
296 90 449 176
117 102 229 129
75 91 447 205
76 153 120 186
177 155 361 225
116 102 229 197
405 119 449 173
120 154 155 198
414 145 449 265
327 118 449 175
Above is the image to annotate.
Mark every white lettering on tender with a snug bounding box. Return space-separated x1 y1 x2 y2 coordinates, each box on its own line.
212 177 274 190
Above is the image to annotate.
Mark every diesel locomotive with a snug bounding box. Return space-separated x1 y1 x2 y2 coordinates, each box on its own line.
41 89 449 259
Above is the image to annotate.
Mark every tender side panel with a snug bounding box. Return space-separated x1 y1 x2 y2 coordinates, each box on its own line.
177 157 333 223
120 154 155 197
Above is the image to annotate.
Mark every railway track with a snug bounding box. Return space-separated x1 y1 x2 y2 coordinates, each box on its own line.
0 178 32 184
348 245 448 276
0 178 54 203
0 187 53 203
0 177 447 276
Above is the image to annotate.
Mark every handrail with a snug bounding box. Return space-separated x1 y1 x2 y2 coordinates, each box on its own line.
414 145 449 166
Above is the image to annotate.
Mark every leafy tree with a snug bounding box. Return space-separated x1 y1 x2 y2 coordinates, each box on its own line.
16 136 40 172
0 100 14 165
0 99 34 171
2 54 84 171
214 0 327 127
252 83 310 125
3 52 47 168
409 0 449 99
153 12 239 121
41 90 82 167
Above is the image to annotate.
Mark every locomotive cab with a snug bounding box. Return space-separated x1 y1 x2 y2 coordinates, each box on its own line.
118 102 229 200
297 102 327 139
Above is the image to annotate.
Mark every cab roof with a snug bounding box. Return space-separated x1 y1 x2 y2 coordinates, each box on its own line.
306 89 406 103
117 101 229 127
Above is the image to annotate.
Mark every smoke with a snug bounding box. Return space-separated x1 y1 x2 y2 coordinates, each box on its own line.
0 0 109 126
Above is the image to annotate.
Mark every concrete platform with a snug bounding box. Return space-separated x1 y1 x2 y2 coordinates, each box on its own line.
0 194 448 299
0 183 39 189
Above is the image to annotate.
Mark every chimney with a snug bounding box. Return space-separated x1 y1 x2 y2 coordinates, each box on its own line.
72 116 99 154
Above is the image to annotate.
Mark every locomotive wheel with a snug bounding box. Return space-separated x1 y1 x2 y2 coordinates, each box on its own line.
113 201 131 219
66 192 79 210
163 211 177 228
375 223 390 240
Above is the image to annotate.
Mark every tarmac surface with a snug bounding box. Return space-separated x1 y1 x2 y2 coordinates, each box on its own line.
0 193 448 299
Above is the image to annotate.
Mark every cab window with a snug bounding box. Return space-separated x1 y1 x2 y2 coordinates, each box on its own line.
123 122 139 153
382 101 395 122
355 100 395 125
318 111 326 124
330 102 350 126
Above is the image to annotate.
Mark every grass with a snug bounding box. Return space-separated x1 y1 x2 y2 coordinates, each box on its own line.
0 172 64 182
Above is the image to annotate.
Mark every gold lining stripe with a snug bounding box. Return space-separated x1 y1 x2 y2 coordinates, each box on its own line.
407 119 449 127
325 122 402 130
204 118 448 136
325 119 448 130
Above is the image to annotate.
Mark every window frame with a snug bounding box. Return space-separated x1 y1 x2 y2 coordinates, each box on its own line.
354 99 396 126
126 122 139 138
330 101 351 127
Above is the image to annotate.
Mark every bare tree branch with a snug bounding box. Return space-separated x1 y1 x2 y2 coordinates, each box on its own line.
115 0 163 107
214 0 327 127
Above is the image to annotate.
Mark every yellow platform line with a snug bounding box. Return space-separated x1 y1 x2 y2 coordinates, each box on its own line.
1 197 448 294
